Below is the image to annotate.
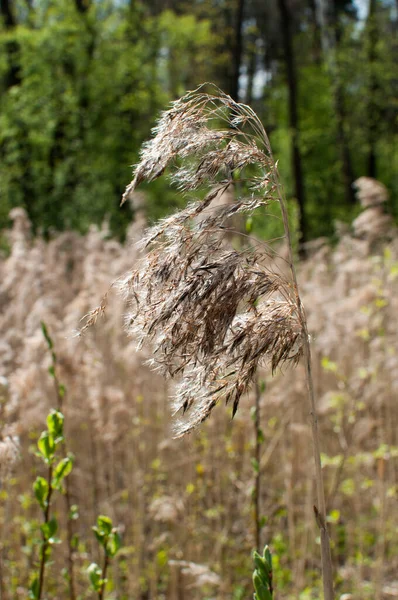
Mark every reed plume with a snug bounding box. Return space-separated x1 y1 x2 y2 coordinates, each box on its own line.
117 85 305 437
85 83 334 598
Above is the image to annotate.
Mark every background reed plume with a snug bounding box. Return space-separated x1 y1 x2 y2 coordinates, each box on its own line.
118 84 303 437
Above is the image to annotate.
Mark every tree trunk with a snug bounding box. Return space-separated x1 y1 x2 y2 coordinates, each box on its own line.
366 0 378 178
230 0 245 101
75 0 90 13
0 0 15 26
277 0 308 252
1 0 21 89
245 28 257 106
331 0 356 204
308 0 322 62
317 0 356 205
334 84 356 204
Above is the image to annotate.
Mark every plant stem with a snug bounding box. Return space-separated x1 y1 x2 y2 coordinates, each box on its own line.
0 543 7 600
253 379 261 553
65 479 76 600
270 154 335 600
99 552 109 600
38 464 53 600
48 329 76 599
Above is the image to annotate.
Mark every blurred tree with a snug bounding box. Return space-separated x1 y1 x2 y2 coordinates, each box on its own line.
366 0 379 179
230 0 245 100
328 0 357 205
0 0 396 241
0 0 215 236
277 0 307 251
0 0 20 89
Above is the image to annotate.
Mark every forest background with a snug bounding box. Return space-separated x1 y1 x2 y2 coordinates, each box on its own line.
0 1 398 600
0 0 397 245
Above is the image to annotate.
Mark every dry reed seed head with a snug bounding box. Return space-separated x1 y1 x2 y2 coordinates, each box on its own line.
149 495 184 524
171 301 302 437
0 435 20 483
118 85 303 434
169 560 221 589
122 85 273 207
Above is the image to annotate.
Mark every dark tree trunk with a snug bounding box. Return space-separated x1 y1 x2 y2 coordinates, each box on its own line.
230 0 245 101
1 0 21 88
330 0 356 204
308 0 322 63
366 0 378 178
277 0 308 252
317 0 356 205
334 84 356 204
0 0 15 26
75 0 90 14
245 27 257 106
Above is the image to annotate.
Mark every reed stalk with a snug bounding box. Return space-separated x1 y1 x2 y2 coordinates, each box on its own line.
85 83 335 597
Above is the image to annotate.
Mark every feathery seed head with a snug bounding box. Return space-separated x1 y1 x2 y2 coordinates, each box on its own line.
117 85 303 434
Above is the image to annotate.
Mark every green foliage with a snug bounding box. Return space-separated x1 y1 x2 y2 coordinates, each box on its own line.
28 576 40 600
92 515 121 558
46 410 64 443
29 406 72 599
36 431 56 465
253 545 273 600
88 515 122 597
52 456 73 490
34 410 64 466
0 0 396 242
87 562 106 593
33 477 48 510
0 1 216 238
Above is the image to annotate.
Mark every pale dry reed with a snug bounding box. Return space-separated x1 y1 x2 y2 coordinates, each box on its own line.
0 192 398 597
0 435 19 483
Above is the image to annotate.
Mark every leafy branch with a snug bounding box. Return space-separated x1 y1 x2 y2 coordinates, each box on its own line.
88 515 121 599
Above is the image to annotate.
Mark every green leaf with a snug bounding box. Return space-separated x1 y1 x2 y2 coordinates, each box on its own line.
41 517 58 542
253 554 270 580
37 432 55 463
93 515 113 546
259 516 267 529
106 531 122 558
251 458 259 473
41 321 53 350
246 216 253 233
52 457 72 489
253 572 272 600
253 551 265 568
97 515 113 534
47 410 64 443
257 428 265 444
87 562 105 592
28 575 40 599
253 546 273 599
33 476 49 510
263 545 272 571
41 543 53 564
